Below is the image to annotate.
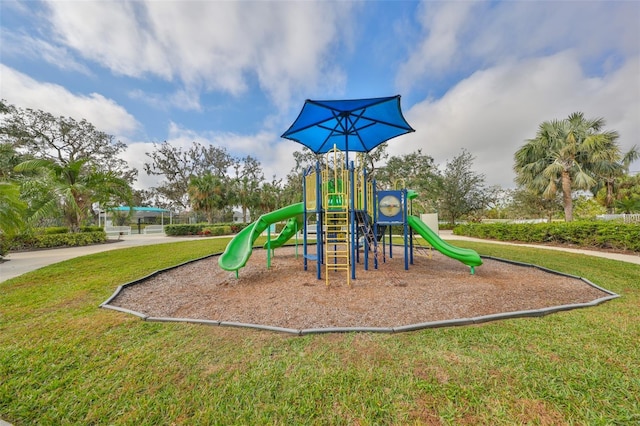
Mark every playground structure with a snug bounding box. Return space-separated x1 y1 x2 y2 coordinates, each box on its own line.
218 145 482 285
218 95 482 284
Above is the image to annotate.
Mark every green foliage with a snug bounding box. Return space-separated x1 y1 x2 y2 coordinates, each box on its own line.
573 195 607 219
80 226 104 233
144 141 234 210
514 112 624 221
455 221 640 251
229 222 250 233
201 226 232 236
14 157 132 232
42 226 69 234
437 149 492 224
8 231 107 250
165 223 241 236
165 223 209 236
0 235 9 258
0 180 26 236
375 149 440 214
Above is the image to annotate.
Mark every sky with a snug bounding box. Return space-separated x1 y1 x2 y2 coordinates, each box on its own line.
1 0 639 192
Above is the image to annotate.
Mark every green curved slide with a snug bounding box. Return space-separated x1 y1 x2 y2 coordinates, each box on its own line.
407 215 482 273
262 214 304 250
218 202 304 273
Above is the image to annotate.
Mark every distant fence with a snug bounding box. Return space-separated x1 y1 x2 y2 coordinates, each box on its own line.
105 226 132 237
596 214 640 224
143 225 165 234
510 218 549 224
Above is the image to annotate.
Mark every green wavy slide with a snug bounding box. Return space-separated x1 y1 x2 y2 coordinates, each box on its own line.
407 215 482 274
218 202 304 273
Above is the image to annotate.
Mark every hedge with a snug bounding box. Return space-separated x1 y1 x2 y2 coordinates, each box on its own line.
6 231 107 253
164 222 249 236
454 221 640 252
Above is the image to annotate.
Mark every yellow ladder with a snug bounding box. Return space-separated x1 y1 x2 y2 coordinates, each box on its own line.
324 206 350 287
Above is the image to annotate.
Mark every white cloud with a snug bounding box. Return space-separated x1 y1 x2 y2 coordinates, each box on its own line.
397 1 640 92
0 30 91 75
393 53 640 188
0 65 139 136
43 1 354 111
398 1 474 82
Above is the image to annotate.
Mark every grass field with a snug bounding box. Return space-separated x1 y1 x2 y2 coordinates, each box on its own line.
1 238 639 425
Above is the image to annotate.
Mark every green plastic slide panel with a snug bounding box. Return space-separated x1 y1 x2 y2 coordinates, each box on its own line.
263 215 304 249
218 202 304 272
407 215 482 269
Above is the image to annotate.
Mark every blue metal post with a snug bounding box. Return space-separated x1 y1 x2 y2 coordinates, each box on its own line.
316 161 322 280
350 162 356 280
403 189 409 270
363 168 369 271
303 167 308 271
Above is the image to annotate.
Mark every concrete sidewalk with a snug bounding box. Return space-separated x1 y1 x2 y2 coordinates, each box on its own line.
440 230 640 265
0 234 204 283
1 231 638 283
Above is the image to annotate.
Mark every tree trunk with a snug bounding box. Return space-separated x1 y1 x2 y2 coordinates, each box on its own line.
561 170 573 222
606 180 615 214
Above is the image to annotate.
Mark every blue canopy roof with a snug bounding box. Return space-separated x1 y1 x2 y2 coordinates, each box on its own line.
281 95 415 154
111 206 170 213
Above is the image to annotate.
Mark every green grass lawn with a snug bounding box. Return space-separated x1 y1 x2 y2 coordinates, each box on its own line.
1 238 639 425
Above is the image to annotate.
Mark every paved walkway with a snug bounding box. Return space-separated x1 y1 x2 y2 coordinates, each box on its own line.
1 231 638 283
0 234 204 283
441 230 640 265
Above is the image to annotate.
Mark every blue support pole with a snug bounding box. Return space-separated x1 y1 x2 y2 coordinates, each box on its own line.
403 189 409 270
303 167 308 271
409 195 414 265
363 168 369 271
350 162 356 280
373 179 379 269
316 161 322 280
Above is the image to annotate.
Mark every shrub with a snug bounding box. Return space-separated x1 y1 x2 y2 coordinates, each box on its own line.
8 231 107 251
230 223 250 233
454 221 640 252
166 223 246 236
42 227 69 235
0 235 9 258
80 226 104 233
165 224 208 236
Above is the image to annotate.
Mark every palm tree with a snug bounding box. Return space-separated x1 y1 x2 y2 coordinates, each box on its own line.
0 181 26 236
14 158 132 231
514 112 621 222
188 173 230 223
591 146 639 213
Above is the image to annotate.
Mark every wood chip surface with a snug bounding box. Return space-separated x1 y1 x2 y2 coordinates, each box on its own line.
110 246 609 329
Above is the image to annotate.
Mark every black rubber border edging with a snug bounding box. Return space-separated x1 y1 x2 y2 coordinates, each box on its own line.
100 251 620 335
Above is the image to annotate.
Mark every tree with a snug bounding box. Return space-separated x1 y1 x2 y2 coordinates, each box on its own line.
375 149 441 214
514 112 621 221
0 102 137 183
592 146 639 212
232 155 264 223
613 174 640 213
0 181 26 237
0 142 31 180
188 173 231 223
144 141 233 210
254 177 283 218
507 186 563 221
358 142 389 178
14 158 132 232
437 149 491 224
